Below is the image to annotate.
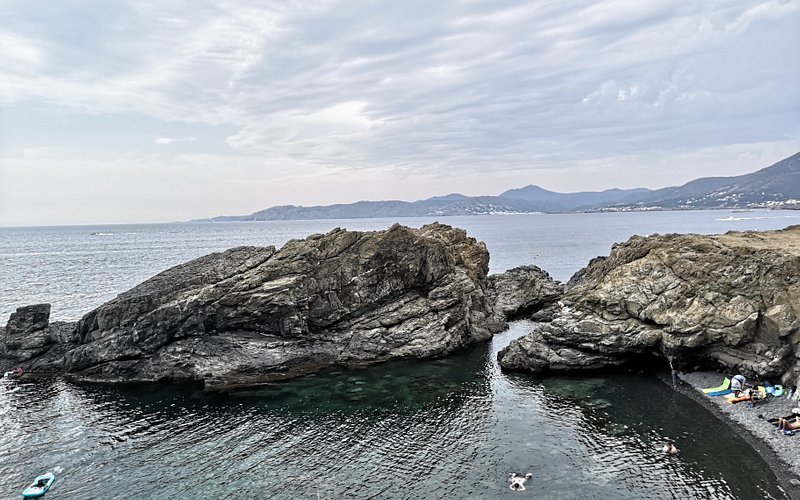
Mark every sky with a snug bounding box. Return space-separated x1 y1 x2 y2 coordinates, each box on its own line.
1 0 799 226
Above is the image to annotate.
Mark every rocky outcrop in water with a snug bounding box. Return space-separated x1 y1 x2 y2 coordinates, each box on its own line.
6 223 493 389
485 265 564 331
1 304 74 363
498 226 800 388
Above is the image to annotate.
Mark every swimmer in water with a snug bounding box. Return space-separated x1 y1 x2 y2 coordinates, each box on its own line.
662 441 678 455
509 473 533 491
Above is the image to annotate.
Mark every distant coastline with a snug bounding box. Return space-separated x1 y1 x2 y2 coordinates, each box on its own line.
194 152 799 222
188 206 798 224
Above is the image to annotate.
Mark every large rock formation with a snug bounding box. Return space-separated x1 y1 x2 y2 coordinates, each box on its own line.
6 223 493 389
0 304 74 363
485 265 564 331
498 226 800 387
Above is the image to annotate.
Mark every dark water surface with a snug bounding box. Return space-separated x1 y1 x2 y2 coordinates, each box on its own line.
2 211 798 498
0 324 787 499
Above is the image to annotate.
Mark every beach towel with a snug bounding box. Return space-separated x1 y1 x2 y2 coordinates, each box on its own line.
701 377 730 394
725 387 766 404
706 389 734 397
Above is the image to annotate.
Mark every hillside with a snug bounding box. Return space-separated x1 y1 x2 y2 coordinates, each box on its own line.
602 152 800 211
194 152 800 221
499 186 652 212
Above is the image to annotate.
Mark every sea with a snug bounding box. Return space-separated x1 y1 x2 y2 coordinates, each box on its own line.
1 210 799 499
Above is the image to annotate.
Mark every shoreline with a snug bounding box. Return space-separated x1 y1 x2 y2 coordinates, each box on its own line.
6 357 800 496
663 371 800 499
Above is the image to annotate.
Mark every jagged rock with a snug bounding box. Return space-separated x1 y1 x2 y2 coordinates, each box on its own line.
1 304 59 361
6 304 50 335
8 223 493 389
485 265 564 331
499 226 800 386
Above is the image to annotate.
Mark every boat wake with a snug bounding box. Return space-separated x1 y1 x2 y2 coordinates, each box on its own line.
716 215 800 222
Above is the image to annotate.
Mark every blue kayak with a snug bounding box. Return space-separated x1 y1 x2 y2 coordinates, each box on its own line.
21 472 55 498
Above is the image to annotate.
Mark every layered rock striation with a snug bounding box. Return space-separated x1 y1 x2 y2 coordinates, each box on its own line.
1 304 74 365
499 226 800 387
485 265 564 331
11 222 797 391
3 223 493 389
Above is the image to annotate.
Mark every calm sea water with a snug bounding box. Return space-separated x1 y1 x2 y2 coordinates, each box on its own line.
3 210 799 322
1 210 798 499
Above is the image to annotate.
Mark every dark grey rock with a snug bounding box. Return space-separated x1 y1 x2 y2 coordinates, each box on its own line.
1 304 58 361
6 304 50 336
485 265 563 332
5 223 493 390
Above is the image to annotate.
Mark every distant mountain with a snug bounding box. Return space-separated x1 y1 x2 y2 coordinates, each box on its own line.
601 152 800 211
201 196 547 221
194 152 800 222
499 185 652 212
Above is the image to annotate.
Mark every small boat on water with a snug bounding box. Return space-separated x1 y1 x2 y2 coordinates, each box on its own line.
21 473 56 498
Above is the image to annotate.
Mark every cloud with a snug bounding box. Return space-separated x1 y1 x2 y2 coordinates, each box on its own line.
155 137 196 145
0 30 45 68
1 0 799 224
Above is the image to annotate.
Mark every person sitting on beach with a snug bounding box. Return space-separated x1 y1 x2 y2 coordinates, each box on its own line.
746 387 763 402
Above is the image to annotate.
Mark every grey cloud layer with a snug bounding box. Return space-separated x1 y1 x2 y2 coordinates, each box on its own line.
2 0 799 179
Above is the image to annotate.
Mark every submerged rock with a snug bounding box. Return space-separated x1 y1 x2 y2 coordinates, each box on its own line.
498 226 800 387
6 223 493 389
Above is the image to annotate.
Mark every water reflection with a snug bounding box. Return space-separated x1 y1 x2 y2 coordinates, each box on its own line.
0 324 789 499
534 375 787 499
229 347 492 415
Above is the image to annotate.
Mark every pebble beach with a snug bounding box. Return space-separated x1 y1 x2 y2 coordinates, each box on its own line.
677 371 800 498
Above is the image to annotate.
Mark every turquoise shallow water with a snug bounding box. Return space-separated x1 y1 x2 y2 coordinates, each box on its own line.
1 211 799 498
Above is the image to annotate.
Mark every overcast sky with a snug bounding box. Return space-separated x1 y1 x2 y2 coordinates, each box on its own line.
1 0 798 226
